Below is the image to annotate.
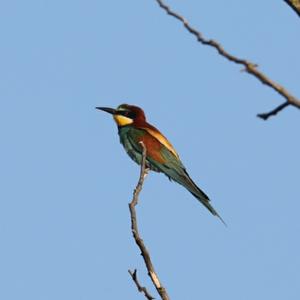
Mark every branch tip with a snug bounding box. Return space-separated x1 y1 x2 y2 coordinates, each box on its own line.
129 269 155 300
257 101 290 120
155 0 300 119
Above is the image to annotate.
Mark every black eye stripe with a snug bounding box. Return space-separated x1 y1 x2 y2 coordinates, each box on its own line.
119 111 135 118
121 111 129 116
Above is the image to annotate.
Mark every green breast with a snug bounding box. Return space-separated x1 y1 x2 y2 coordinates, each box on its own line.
118 126 144 166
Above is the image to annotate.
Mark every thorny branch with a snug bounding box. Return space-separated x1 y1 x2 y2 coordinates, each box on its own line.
128 141 170 300
284 0 300 17
155 0 300 120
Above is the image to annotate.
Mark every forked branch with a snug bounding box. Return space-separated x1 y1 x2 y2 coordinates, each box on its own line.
129 269 155 300
128 141 170 300
155 0 300 120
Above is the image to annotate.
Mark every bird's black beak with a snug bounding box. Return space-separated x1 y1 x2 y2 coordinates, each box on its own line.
95 107 116 115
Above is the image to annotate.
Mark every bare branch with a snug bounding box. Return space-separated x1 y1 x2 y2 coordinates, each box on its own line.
129 269 155 300
155 0 300 119
284 0 300 17
257 101 290 120
129 141 170 300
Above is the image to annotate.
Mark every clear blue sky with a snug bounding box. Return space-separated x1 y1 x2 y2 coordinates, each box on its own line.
1 1 300 299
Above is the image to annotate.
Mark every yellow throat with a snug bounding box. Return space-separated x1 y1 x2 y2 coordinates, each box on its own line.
113 114 133 126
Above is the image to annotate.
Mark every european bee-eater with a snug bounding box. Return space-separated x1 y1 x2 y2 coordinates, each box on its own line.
96 104 225 224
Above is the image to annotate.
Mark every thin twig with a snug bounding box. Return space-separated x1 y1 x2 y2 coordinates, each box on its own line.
257 101 290 120
284 0 300 17
129 141 170 300
155 0 300 119
129 269 155 300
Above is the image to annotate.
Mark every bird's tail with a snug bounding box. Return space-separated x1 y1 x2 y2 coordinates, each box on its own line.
178 171 226 226
190 190 227 226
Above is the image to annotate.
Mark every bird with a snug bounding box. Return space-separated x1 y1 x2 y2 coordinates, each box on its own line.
96 104 225 224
